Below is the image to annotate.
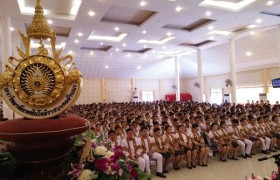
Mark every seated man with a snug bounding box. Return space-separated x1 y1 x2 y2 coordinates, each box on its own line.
108 130 121 149
153 127 172 173
121 128 145 172
138 126 166 178
227 119 253 159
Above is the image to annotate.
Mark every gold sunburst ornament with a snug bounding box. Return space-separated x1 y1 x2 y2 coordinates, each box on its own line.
0 0 82 119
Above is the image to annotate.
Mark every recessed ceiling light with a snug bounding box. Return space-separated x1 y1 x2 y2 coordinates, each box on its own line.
122 43 126 47
255 18 262 24
90 51 94 55
110 53 113 56
142 30 147 34
105 65 109 69
247 24 258 29
136 66 141 69
47 19 53 24
100 42 104 45
162 46 166 49
127 53 132 57
208 26 214 30
250 31 255 35
9 27 15 31
74 39 79 43
143 45 147 48
78 32 83 37
168 0 176 1
246 51 252 56
115 48 120 52
209 36 214 40
139 1 147 7
266 1 274 6
88 11 96 16
205 11 212 16
47 38 51 42
152 50 156 54
175 6 183 12
114 27 120 32
144 54 148 58
69 50 73 54
167 32 172 36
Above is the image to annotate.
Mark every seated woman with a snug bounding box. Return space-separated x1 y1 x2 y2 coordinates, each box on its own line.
175 125 197 169
209 123 230 162
192 123 210 167
164 125 183 170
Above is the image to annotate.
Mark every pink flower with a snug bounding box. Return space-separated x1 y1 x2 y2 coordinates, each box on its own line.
68 163 84 178
95 158 109 172
126 162 138 179
111 163 121 171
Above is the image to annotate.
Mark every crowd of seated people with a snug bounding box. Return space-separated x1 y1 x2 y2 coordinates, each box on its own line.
62 101 280 177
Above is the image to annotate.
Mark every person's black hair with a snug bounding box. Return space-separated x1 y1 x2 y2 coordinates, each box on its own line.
140 126 148 132
154 127 161 132
232 119 239 124
126 128 133 133
192 123 199 128
108 130 115 136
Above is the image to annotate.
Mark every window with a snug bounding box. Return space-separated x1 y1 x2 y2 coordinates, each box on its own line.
211 88 223 104
236 87 263 104
268 87 280 104
142 91 154 102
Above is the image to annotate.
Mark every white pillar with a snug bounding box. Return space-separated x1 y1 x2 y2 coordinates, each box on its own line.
229 37 237 104
175 56 180 101
278 25 280 68
197 48 204 102
1 16 14 119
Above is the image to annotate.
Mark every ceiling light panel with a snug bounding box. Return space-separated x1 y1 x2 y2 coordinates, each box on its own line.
138 37 175 45
88 32 128 42
199 0 257 12
17 0 82 20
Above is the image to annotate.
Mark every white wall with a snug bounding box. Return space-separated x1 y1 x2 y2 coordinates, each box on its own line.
184 67 279 103
76 79 182 104
76 79 101 104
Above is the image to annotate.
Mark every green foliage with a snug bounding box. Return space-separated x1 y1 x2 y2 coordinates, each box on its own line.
0 152 17 180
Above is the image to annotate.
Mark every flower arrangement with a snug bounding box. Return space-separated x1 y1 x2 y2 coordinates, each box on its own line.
68 130 150 180
245 172 278 180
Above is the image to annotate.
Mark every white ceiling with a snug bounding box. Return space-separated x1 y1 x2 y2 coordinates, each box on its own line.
0 0 280 78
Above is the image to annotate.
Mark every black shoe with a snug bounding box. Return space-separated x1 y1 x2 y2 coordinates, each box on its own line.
163 170 169 174
231 157 238 161
156 172 166 178
174 167 180 171
202 164 208 167
242 155 247 159
246 154 252 158
267 150 271 154
192 164 196 168
270 149 277 152
187 166 192 169
262 150 270 154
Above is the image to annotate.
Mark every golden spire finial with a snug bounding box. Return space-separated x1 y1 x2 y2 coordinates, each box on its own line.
26 0 54 40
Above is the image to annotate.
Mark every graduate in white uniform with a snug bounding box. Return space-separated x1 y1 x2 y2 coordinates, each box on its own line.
137 126 166 178
121 128 145 171
227 119 253 159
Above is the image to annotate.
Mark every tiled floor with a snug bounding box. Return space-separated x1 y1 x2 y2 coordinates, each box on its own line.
152 152 278 180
